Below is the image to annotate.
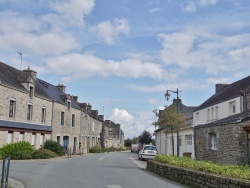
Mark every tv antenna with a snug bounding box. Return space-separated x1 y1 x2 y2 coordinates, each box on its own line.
17 51 22 70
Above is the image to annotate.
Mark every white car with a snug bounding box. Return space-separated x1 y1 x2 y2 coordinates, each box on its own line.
138 145 158 161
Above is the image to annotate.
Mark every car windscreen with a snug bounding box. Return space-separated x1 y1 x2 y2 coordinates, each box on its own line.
144 146 156 150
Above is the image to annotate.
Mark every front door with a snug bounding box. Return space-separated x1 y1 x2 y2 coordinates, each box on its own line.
63 136 69 151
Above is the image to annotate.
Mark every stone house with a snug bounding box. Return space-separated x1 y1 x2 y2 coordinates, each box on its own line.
154 98 197 157
101 120 124 149
194 75 250 165
0 62 52 149
36 79 82 153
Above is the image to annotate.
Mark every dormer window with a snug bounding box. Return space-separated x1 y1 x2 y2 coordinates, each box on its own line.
29 86 34 98
229 101 236 115
67 101 71 111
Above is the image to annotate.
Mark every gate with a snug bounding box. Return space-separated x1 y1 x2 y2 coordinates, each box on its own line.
1 156 11 188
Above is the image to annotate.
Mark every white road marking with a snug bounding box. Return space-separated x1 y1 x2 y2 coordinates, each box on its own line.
129 155 147 169
98 154 112 161
107 185 122 188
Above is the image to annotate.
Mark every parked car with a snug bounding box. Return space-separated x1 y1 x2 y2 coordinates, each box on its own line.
138 145 158 160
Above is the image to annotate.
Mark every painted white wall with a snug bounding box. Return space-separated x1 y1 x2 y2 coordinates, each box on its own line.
193 96 242 125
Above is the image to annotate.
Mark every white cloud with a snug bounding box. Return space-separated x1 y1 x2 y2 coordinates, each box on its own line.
199 0 218 7
49 0 95 25
149 8 161 14
91 18 131 45
147 98 158 105
110 108 156 139
45 53 164 81
182 1 196 13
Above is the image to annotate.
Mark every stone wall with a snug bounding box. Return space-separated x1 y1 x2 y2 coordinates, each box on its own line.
147 160 250 188
194 122 249 165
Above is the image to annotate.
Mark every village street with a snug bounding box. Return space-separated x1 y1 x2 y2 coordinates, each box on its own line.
7 151 188 188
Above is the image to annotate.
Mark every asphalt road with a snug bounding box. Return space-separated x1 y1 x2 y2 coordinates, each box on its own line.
7 151 188 188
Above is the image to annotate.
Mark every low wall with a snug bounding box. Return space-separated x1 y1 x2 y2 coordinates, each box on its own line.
147 160 250 188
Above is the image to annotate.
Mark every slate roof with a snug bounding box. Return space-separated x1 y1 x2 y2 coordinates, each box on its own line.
0 61 51 100
0 120 52 132
36 78 81 110
194 75 250 112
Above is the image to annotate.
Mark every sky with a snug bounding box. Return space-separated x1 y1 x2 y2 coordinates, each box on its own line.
0 0 250 139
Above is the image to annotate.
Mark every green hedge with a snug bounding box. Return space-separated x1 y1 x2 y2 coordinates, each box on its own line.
154 154 250 180
1 141 34 160
43 140 66 156
89 145 101 153
32 148 57 159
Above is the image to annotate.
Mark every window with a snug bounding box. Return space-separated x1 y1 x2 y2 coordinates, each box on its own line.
40 134 44 147
215 106 218 120
92 122 95 131
27 103 33 120
29 86 34 98
7 131 13 144
57 136 60 144
31 133 36 146
207 109 210 121
72 114 75 127
179 138 182 147
229 101 236 115
195 112 199 124
209 133 218 150
9 99 16 118
61 111 65 125
41 107 46 123
67 101 71 111
211 108 214 120
186 135 192 152
19 132 24 142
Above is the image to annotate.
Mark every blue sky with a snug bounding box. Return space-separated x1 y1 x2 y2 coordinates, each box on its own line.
0 0 250 139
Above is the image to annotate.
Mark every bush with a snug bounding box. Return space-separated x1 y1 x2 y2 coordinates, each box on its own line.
0 148 3 160
1 141 34 160
43 140 66 156
32 148 57 159
89 145 101 153
154 154 250 180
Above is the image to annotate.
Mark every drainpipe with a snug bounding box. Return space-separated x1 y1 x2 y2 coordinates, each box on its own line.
50 100 55 140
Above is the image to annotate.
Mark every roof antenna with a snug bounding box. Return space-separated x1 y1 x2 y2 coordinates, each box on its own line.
17 51 22 70
180 90 182 99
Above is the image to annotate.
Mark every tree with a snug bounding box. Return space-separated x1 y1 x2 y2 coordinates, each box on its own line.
138 130 152 145
153 105 186 156
124 137 138 148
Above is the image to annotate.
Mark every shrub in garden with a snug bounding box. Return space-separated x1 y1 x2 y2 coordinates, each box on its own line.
154 154 250 180
43 140 66 156
32 148 57 159
89 145 101 153
1 141 34 160
0 148 3 160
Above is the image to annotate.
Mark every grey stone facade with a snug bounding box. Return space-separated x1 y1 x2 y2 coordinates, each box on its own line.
194 119 249 165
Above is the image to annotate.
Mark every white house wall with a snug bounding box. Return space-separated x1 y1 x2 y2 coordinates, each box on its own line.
193 96 241 125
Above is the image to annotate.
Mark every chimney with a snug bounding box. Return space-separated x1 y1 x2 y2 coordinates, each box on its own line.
173 98 182 111
71 96 78 102
22 66 37 81
56 83 66 92
215 84 229 93
87 103 92 110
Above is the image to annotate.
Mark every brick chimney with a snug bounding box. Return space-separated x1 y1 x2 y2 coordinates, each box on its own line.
22 66 37 82
215 84 229 93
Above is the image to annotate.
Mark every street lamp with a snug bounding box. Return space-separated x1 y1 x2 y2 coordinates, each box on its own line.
165 88 180 157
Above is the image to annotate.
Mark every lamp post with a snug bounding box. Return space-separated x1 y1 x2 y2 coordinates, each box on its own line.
165 88 180 157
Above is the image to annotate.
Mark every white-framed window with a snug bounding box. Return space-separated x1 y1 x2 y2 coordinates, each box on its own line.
195 112 199 124
27 103 33 120
67 101 71 111
29 86 34 98
19 132 24 142
40 133 44 147
211 107 214 120
61 111 65 125
92 122 95 131
41 107 46 123
207 109 210 121
72 114 75 127
209 133 218 150
229 101 236 115
31 133 36 146
7 131 13 144
9 98 16 118
186 135 192 152
215 106 218 120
